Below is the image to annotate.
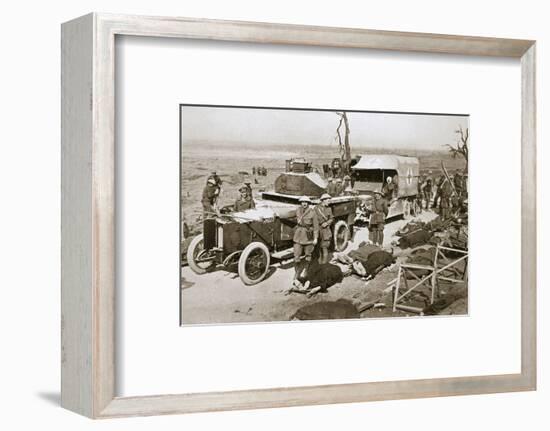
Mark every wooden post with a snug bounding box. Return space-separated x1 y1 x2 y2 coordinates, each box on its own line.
393 265 402 312
431 246 439 304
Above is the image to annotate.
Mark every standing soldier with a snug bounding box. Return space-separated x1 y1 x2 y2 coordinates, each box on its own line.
252 166 256 176
234 185 256 212
208 170 222 187
438 177 453 219
244 180 253 198
293 196 319 284
424 174 433 209
201 177 219 219
335 178 344 196
453 170 464 207
417 174 425 212
343 175 352 191
382 176 397 202
326 178 338 197
315 193 334 264
433 174 445 209
369 191 388 246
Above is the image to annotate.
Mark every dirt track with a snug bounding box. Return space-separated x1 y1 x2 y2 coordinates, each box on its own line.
180 210 454 325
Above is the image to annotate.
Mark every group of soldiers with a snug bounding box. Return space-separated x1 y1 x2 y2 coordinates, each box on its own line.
417 169 467 219
326 175 354 197
292 194 335 287
252 166 268 176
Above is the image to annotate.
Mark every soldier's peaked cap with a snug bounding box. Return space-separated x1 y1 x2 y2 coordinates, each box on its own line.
320 193 331 200
299 196 312 203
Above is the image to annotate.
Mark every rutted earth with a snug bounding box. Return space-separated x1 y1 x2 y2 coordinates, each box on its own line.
180 210 467 325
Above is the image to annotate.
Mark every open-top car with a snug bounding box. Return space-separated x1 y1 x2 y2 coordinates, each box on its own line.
186 160 357 285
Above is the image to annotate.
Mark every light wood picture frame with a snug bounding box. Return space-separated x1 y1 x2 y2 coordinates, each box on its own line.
61 12 536 419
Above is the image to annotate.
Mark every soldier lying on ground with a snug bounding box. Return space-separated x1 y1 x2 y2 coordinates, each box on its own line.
286 260 345 297
351 249 395 280
393 229 433 249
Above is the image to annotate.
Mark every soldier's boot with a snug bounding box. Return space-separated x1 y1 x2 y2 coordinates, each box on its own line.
300 259 311 279
293 259 302 280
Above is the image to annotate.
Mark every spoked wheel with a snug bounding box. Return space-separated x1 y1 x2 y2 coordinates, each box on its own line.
238 242 270 285
333 220 351 252
187 234 216 274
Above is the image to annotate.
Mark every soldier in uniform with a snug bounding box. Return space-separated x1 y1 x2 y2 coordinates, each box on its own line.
293 196 319 284
369 191 389 246
315 193 334 264
423 173 433 209
201 177 220 219
234 185 256 212
343 175 352 191
207 170 222 187
243 180 253 198
382 176 397 202
326 177 338 197
335 178 344 196
438 177 453 220
453 170 465 208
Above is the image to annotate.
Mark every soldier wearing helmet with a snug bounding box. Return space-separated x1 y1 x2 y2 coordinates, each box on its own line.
369 190 388 245
326 177 338 197
335 178 344 196
315 193 334 264
201 177 220 219
234 184 255 212
293 196 319 283
343 174 352 191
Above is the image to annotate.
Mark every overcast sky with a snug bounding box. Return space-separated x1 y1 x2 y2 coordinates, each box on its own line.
181 105 469 152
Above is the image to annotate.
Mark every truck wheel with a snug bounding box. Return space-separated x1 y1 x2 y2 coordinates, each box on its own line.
333 220 351 252
187 234 215 274
238 242 270 285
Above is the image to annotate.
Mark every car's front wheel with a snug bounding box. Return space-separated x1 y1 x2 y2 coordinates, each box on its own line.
238 242 270 285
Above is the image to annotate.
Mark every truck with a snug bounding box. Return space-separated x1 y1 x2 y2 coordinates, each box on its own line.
351 154 420 219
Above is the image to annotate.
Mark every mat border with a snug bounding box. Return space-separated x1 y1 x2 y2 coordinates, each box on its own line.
61 13 536 418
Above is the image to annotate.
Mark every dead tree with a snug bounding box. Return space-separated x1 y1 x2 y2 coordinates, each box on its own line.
446 125 469 163
335 112 352 176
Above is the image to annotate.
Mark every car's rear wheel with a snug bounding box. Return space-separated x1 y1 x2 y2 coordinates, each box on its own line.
333 220 351 252
187 234 216 274
238 242 270 285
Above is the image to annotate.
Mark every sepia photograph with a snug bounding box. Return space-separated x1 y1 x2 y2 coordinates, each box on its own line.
180 105 469 325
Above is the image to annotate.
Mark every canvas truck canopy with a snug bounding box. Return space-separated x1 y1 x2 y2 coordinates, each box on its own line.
351 154 419 198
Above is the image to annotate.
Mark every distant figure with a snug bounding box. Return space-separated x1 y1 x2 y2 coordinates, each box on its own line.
252 166 256 176
234 185 256 212
201 178 220 218
326 178 338 197
369 191 388 246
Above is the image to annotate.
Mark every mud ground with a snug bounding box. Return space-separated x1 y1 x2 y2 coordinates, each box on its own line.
180 209 468 325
